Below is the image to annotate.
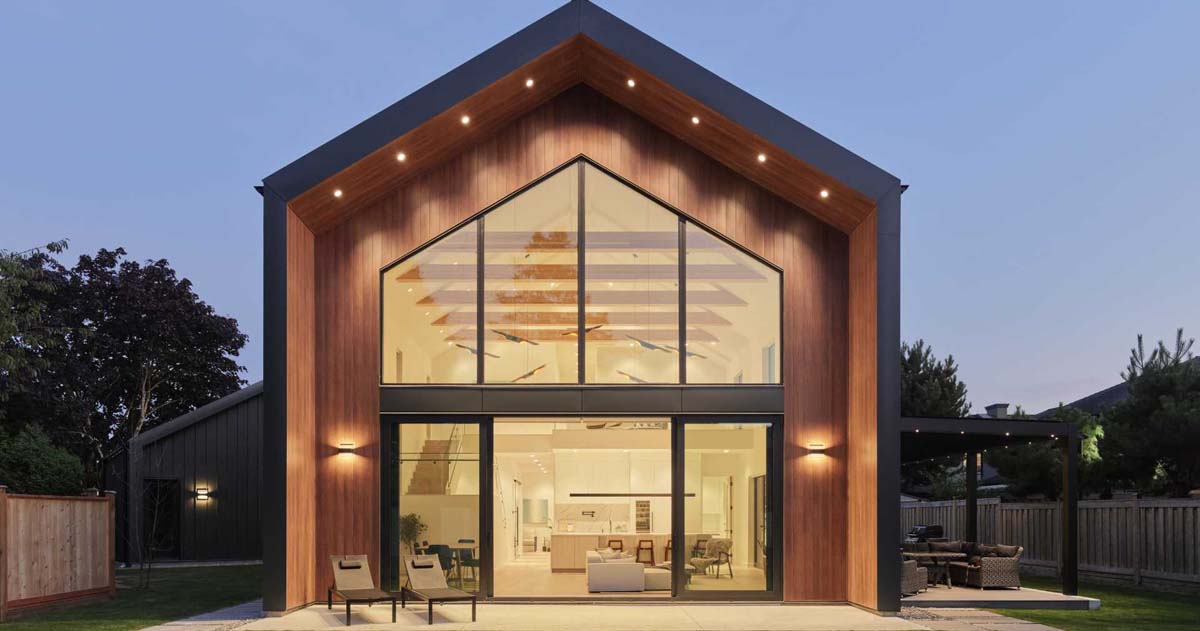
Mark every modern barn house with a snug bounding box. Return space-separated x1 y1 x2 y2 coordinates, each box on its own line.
258 0 911 614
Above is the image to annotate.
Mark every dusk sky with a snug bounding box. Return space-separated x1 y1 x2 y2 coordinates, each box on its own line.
3 1 1196 414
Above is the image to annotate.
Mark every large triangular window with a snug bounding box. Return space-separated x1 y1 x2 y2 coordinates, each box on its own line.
382 158 780 385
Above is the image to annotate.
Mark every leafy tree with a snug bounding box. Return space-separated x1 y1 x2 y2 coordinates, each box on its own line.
984 405 1104 500
2 246 247 485
0 426 84 495
900 340 972 492
900 340 971 418
0 241 68 420
1099 329 1199 497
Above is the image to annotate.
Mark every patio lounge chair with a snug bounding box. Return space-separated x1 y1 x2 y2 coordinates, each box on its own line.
401 555 477 625
327 555 396 627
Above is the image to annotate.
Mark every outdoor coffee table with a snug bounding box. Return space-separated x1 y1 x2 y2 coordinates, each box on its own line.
902 551 966 588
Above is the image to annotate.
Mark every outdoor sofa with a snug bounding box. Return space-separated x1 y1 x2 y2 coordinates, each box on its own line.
906 540 1024 589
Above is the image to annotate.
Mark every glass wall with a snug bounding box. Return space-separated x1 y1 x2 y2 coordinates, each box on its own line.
394 422 481 593
584 164 679 383
380 159 782 385
685 224 781 384
682 421 771 593
483 168 579 383
381 223 477 384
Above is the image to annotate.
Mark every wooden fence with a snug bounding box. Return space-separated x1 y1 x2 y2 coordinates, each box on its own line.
0 486 116 620
901 497 1200 588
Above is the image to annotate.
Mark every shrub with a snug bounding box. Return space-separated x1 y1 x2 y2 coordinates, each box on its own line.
0 425 85 495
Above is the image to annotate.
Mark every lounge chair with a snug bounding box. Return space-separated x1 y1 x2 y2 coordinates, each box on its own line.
327 555 396 627
401 555 477 625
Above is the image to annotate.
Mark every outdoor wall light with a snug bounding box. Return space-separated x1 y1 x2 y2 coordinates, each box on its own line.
338 441 356 455
806 442 827 454
195 487 210 501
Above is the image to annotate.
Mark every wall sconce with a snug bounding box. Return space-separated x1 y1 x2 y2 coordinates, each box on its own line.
806 442 827 454
195 487 210 501
338 442 356 455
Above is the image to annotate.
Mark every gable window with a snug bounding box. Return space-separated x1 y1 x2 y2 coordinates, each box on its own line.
381 158 781 385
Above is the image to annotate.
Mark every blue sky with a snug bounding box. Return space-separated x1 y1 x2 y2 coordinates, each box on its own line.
2 1 1196 413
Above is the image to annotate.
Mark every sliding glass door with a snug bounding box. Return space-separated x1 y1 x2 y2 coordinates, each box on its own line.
382 418 491 595
673 417 781 600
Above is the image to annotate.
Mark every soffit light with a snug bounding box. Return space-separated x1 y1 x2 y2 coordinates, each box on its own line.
333 189 344 198
461 115 471 125
525 78 535 88
396 151 407 162
626 78 636 88
691 116 700 125
820 189 830 199
757 154 767 163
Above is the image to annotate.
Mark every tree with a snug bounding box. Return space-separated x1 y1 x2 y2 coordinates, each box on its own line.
900 340 972 492
0 426 84 495
984 405 1104 500
0 241 68 421
900 340 971 419
2 246 247 484
1099 329 1199 497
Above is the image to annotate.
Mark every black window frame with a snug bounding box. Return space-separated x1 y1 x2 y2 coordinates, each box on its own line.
378 155 784 387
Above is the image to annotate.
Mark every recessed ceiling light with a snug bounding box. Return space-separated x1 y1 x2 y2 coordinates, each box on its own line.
626 78 636 88
396 151 407 162
757 154 767 163
525 78 534 88
461 115 470 125
820 189 830 199
691 116 700 125
333 189 343 198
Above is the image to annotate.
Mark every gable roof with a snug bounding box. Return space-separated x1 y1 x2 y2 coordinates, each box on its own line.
262 0 899 235
134 381 263 447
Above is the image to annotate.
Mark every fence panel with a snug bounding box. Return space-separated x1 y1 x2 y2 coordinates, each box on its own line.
1 487 116 620
900 496 1200 588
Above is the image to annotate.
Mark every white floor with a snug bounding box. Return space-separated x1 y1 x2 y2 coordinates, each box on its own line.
239 603 926 630
493 552 766 598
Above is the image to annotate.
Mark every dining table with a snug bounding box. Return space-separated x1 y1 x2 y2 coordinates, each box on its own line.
901 551 967 588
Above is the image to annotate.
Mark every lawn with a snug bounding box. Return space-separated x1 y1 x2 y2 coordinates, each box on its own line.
996 575 1200 631
4 564 261 631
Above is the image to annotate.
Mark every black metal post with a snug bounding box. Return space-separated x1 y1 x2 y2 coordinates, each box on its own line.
965 450 978 543
1061 430 1079 595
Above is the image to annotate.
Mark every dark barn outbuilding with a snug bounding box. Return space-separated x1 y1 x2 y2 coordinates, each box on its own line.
106 382 263 564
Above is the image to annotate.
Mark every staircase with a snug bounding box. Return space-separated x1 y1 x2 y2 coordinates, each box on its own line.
405 439 452 494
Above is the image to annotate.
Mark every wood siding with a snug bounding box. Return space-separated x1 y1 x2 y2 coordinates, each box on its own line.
847 210 879 609
1 489 115 620
298 85 856 602
286 210 318 608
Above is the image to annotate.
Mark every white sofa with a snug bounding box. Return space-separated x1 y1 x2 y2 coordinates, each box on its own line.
586 550 644 592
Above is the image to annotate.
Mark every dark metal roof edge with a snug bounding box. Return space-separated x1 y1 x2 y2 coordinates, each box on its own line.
134 381 264 446
262 0 899 205
578 1 899 201
262 0 584 200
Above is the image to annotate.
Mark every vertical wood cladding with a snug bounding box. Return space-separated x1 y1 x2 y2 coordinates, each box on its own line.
847 210 879 609
307 85 852 601
286 210 318 609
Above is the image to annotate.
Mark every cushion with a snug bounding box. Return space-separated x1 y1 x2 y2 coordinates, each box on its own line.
929 540 961 553
410 558 435 569
975 544 999 558
598 548 624 561
995 544 1020 558
901 542 930 553
339 560 362 569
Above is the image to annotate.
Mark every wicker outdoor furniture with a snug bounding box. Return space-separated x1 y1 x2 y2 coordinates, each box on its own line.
900 559 928 596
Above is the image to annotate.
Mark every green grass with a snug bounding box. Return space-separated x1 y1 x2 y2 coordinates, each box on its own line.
5 564 261 631
994 575 1200 631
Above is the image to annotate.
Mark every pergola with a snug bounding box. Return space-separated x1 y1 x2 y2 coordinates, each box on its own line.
897 416 1079 595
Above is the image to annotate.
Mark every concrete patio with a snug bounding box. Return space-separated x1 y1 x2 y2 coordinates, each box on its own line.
903 586 1099 610
238 603 927 630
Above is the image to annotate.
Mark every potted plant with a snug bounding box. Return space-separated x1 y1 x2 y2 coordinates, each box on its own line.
399 513 428 554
